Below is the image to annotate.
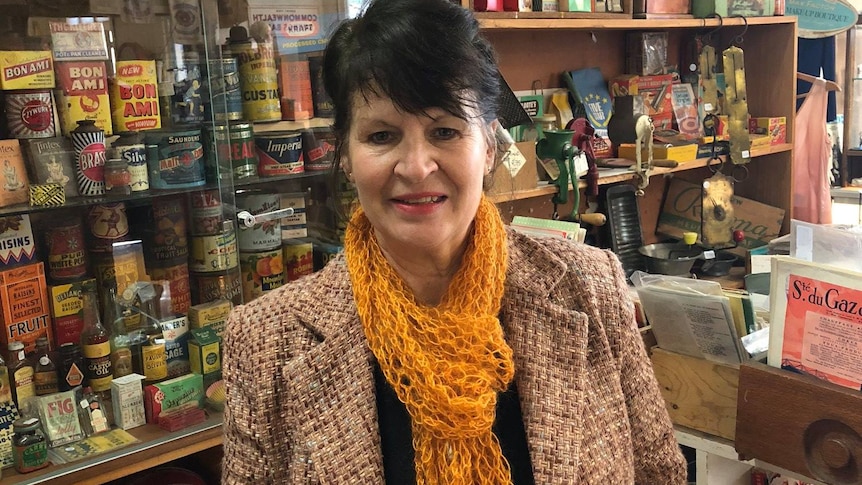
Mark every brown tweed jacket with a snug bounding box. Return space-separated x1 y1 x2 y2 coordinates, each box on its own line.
222 229 687 484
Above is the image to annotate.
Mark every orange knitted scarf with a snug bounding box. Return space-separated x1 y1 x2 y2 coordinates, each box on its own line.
344 196 514 485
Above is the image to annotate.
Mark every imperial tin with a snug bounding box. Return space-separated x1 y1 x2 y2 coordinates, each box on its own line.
301 128 336 172
71 120 106 196
239 249 284 302
255 132 304 176
235 191 281 252
5 90 56 138
144 129 206 189
189 270 242 306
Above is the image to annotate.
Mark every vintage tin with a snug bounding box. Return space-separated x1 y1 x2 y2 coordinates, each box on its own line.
170 52 205 125
20 137 79 198
301 128 336 172
54 61 112 136
0 51 54 90
283 239 313 282
144 129 206 189
229 122 258 179
45 222 88 282
208 58 243 122
189 189 223 236
110 60 161 132
110 132 149 192
229 34 281 122
255 131 304 177
5 90 56 139
86 203 130 253
202 124 231 182
239 249 284 302
71 120 106 196
189 226 238 273
236 191 281 252
145 195 188 267
189 269 242 306
149 262 191 317
90 240 145 302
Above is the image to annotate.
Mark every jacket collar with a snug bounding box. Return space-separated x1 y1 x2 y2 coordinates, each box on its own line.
287 229 586 484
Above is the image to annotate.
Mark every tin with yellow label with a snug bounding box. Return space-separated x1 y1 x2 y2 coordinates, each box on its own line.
110 60 160 132
228 28 281 122
239 249 284 303
189 224 238 273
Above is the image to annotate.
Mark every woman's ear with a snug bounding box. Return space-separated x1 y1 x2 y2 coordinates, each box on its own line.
487 119 502 172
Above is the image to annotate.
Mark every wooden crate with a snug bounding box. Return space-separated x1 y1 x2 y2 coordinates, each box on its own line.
736 362 862 484
649 347 739 441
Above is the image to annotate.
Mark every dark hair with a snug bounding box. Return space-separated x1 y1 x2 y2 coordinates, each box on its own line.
322 0 501 146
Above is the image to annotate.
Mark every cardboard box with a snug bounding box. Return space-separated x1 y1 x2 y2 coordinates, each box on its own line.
49 278 96 348
637 74 674 130
54 61 112 136
278 58 313 121
188 299 231 339
111 374 146 430
160 315 190 379
609 74 639 99
280 193 308 240
558 0 593 11
109 60 161 132
748 116 786 145
650 347 739 440
143 373 203 424
0 51 54 90
618 142 699 164
657 177 785 256
0 262 52 356
0 214 35 268
188 327 221 376
0 140 31 208
488 141 539 196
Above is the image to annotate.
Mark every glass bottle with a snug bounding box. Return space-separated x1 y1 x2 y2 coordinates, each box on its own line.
0 351 10 404
58 343 85 392
12 417 48 473
32 337 58 396
104 158 132 196
105 287 133 378
80 291 113 392
7 341 35 410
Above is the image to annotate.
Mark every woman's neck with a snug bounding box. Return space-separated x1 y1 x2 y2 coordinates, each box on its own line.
377 237 468 306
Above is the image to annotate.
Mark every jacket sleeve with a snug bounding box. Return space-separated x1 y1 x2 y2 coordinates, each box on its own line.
222 301 292 484
604 250 688 485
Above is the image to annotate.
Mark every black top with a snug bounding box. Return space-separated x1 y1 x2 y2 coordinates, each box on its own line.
374 362 535 485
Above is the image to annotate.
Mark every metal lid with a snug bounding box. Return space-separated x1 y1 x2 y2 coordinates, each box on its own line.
13 417 40 433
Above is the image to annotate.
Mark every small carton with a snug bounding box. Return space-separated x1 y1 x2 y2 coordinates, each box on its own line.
748 116 786 145
0 262 52 356
488 141 539 196
143 373 203 424
159 315 190 379
54 61 112 136
188 327 221 378
0 139 31 208
278 58 313 121
188 299 231 339
111 374 146 430
637 74 675 130
0 51 54 90
49 278 96 348
280 193 308 240
49 21 109 61
609 74 639 99
283 239 314 282
0 214 36 268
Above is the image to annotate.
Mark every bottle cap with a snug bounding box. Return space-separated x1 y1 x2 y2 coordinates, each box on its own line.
8 341 23 351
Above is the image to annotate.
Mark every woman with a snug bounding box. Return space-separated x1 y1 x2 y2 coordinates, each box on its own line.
221 0 687 482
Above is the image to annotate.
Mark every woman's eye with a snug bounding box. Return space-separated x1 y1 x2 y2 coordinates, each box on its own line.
434 127 458 139
369 131 392 144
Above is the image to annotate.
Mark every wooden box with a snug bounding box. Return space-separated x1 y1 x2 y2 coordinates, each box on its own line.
488 141 538 196
736 362 862 484
650 347 739 441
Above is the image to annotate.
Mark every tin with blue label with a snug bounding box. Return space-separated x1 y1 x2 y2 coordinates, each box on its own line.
208 58 243 122
255 131 303 177
144 129 206 189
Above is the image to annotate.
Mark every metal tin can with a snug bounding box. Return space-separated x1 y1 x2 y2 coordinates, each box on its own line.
5 90 56 138
255 131 304 176
71 119 106 196
203 124 231 182
230 39 281 122
229 122 258 179
189 225 238 273
45 222 88 282
145 195 188 267
301 128 336 172
236 190 281 252
239 249 284 302
171 51 205 125
189 189 223 236
283 240 313 282
150 262 191 316
189 269 242 305
91 241 144 300
111 131 149 192
144 129 206 189
87 203 130 253
209 58 243 122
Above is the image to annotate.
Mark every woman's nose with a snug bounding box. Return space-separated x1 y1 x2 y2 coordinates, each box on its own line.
393 136 438 182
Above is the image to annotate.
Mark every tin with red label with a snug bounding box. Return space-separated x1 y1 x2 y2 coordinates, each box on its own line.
5 90 56 139
87 203 130 253
189 189 223 236
45 222 88 282
255 131 303 177
71 119 106 196
190 269 242 305
239 249 284 302
301 128 336 172
229 122 257 179
150 262 191 316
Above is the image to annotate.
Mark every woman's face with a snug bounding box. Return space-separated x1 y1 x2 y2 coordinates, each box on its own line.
344 92 494 259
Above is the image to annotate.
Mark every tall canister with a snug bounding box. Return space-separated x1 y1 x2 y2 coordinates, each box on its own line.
208 57 243 122
228 25 281 122
71 119 106 196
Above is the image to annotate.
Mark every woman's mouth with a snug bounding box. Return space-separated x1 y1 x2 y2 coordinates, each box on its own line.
394 195 446 204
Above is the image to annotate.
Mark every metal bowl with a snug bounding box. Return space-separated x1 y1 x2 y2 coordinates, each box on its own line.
638 243 703 275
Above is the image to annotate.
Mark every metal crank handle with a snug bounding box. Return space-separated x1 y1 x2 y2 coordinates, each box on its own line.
237 207 296 228
578 212 606 226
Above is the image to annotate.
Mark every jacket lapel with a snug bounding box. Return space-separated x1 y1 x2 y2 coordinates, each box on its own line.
503 231 589 482
282 261 385 485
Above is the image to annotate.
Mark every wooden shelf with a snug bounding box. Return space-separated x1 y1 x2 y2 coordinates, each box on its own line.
252 118 333 133
476 14 793 30
488 143 792 203
0 413 223 485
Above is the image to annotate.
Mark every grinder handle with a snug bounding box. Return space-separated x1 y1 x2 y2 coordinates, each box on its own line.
578 212 606 226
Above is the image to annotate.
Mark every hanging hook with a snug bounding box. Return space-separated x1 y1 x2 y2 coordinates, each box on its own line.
531 79 543 96
703 13 724 43
730 14 748 46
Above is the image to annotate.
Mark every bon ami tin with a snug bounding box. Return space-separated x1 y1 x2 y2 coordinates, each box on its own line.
255 132 303 177
144 129 206 189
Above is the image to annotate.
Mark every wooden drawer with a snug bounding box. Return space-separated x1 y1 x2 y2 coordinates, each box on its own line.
650 348 739 441
735 362 862 485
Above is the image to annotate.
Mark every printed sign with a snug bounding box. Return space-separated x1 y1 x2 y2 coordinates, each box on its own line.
787 0 858 38
248 1 346 55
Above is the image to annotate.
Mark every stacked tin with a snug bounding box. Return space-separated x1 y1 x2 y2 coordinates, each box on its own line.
236 190 285 302
187 189 242 305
